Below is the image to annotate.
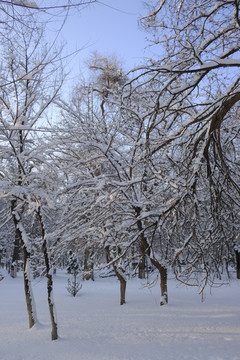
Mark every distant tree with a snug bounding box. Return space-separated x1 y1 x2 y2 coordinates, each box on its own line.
67 250 80 276
87 52 127 116
66 249 82 297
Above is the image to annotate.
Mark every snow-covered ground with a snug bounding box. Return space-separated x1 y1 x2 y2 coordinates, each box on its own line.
0 270 239 360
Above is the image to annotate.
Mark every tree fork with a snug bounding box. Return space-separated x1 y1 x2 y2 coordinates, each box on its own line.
135 208 168 305
105 246 126 305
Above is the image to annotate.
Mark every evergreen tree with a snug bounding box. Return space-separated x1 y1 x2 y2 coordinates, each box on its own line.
66 250 82 297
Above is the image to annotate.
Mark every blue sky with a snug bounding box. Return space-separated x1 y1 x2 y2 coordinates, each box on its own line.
60 0 150 78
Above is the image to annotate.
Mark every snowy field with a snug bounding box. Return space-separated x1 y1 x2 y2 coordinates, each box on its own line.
0 270 239 360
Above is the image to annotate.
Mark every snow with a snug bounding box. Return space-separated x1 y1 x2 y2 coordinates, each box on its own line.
14 0 39 9
0 270 240 360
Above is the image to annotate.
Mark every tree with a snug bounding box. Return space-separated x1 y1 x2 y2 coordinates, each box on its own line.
88 52 127 116
36 200 59 340
55 0 240 308
66 249 82 297
0 17 63 336
0 1 97 91
56 54 173 305
124 0 240 290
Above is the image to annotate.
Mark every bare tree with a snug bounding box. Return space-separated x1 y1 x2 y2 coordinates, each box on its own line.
56 59 172 305
127 0 240 290
0 17 63 335
55 1 240 307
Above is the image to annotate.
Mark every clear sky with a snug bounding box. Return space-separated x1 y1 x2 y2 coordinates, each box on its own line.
60 0 150 80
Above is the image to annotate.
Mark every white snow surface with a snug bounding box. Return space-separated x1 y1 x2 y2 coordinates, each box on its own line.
0 270 240 360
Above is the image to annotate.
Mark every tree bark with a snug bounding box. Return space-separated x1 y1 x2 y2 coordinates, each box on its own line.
37 206 58 340
113 266 126 305
235 250 240 280
159 266 168 305
119 276 126 305
11 200 21 277
138 242 146 279
11 231 21 277
23 246 36 328
46 271 58 340
11 202 37 328
148 253 168 305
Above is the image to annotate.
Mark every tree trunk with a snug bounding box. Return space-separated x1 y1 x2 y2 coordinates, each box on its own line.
135 207 168 305
11 201 21 277
11 202 37 328
235 250 240 279
113 266 126 305
159 266 168 306
138 243 146 279
23 246 37 328
148 259 168 306
46 272 58 340
11 232 21 277
37 206 58 341
148 254 168 305
119 276 126 305
105 246 126 305
10 263 17 278
83 247 94 281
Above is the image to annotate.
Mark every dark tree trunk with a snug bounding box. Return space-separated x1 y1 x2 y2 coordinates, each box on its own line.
11 232 21 277
148 254 168 305
138 243 146 279
159 266 168 305
37 206 58 341
113 266 126 305
11 202 21 277
235 250 240 279
119 276 126 305
11 231 21 278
